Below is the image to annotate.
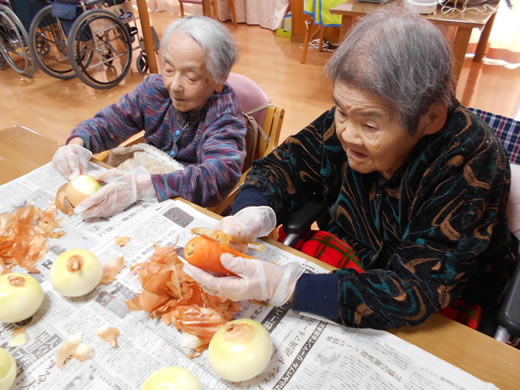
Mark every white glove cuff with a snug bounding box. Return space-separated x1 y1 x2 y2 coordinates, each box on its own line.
269 262 306 307
133 166 157 201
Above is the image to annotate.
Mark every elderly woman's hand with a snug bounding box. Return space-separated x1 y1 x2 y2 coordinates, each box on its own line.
183 253 306 306
216 206 277 242
52 144 93 179
75 167 156 219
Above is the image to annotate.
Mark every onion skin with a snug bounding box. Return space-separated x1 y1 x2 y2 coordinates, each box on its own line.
0 347 17 390
50 249 103 297
209 318 273 382
64 175 102 207
0 273 44 323
141 367 202 390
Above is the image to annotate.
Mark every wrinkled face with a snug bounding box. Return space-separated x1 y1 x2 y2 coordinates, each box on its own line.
161 31 221 112
333 81 425 180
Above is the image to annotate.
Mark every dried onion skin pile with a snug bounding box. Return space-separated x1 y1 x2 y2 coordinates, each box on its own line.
0 204 62 273
127 246 241 355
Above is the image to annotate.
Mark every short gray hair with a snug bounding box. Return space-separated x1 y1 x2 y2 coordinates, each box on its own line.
326 5 454 135
160 16 238 84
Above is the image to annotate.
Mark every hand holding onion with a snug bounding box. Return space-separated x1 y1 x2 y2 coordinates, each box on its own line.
209 319 273 382
55 175 102 215
0 273 43 323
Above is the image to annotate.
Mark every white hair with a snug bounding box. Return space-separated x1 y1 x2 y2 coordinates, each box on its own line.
160 16 238 84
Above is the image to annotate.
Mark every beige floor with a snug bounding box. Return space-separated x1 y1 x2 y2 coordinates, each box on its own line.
0 11 519 145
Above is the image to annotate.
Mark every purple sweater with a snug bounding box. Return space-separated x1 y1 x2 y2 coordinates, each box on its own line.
69 74 247 206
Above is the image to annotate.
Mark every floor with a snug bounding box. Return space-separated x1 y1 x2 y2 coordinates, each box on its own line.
0 11 519 145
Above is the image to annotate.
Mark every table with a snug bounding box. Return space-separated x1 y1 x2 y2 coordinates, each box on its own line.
2 125 520 389
330 1 496 83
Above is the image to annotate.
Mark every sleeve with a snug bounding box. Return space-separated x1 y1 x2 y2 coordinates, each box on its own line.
237 108 340 223
67 78 151 152
293 125 516 330
150 113 247 206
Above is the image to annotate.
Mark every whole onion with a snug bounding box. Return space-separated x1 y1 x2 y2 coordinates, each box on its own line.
0 347 16 390
0 273 43 323
209 318 273 382
50 249 103 297
140 367 201 390
65 175 102 207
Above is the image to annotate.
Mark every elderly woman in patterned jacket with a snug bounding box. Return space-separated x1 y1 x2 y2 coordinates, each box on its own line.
51 16 246 218
184 6 518 334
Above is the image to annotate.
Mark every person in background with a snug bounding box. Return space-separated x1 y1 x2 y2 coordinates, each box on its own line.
51 16 246 218
184 6 518 334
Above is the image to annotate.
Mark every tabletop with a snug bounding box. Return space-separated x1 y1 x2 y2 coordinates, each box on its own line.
2 125 520 389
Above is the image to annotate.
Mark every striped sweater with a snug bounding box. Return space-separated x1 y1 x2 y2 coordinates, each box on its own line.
68 74 247 206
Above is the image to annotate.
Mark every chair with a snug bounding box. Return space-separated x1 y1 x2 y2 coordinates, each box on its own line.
179 0 237 27
280 107 520 345
92 72 284 215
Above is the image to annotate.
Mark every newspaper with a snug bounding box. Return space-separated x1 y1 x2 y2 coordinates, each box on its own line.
1 163 499 390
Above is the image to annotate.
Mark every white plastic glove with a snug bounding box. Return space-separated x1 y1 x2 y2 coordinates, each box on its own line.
183 253 306 306
216 206 277 242
52 144 93 179
75 166 157 219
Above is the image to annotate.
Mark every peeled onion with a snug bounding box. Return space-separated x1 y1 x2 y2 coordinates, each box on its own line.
0 273 44 323
140 367 201 390
50 249 103 297
0 347 16 390
64 175 102 207
209 319 273 382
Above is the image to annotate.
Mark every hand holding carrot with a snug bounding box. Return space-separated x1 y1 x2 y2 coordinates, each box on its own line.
183 253 306 306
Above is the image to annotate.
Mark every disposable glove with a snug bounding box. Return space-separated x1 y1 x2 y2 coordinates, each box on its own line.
216 206 277 242
75 166 157 219
52 144 93 179
183 253 306 306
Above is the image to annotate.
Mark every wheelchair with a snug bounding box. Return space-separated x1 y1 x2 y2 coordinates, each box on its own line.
29 0 157 89
0 0 44 77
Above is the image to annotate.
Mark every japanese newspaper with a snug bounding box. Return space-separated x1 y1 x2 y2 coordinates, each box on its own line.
0 163 498 390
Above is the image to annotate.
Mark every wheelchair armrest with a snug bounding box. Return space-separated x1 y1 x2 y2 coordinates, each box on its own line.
497 257 520 337
282 200 325 247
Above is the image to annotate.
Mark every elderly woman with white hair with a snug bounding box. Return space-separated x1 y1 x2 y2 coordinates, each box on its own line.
51 16 246 218
185 6 518 334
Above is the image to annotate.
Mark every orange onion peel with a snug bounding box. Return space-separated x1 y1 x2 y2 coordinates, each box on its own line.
126 246 241 355
0 347 16 390
10 327 27 346
96 325 120 348
209 319 273 382
100 256 124 285
0 273 44 323
140 367 201 390
0 204 62 273
50 249 102 297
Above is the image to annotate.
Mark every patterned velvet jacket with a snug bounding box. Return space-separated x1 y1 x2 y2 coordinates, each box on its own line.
237 103 519 329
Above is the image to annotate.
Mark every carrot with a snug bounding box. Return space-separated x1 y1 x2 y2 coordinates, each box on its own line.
183 236 255 275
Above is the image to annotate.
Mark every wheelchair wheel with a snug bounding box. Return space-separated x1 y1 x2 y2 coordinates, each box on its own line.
67 9 132 90
0 5 34 77
136 51 147 74
29 5 75 80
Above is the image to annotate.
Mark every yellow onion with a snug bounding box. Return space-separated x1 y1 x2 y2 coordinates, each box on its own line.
209 319 273 382
0 273 43 323
64 175 102 207
0 347 16 390
140 367 201 390
50 249 102 297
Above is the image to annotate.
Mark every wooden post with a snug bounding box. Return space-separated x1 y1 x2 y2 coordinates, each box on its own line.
136 0 159 74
